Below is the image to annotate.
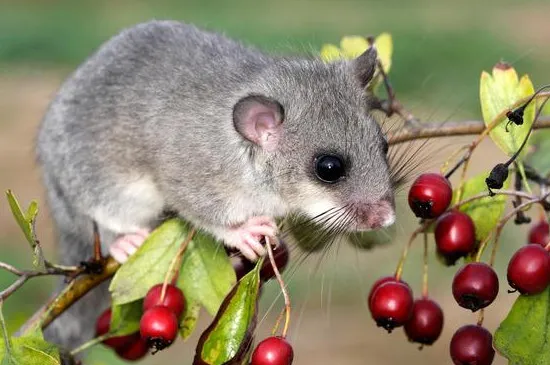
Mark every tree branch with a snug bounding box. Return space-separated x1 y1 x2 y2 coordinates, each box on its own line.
388 116 550 145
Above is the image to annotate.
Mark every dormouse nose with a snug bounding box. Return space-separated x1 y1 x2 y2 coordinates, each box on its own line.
354 195 395 230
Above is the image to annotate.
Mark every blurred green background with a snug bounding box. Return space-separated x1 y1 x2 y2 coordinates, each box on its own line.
0 0 549 364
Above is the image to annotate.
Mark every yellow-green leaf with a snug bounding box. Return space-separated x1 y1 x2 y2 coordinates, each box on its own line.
193 260 261 365
109 219 190 304
177 234 236 316
455 170 511 243
479 63 535 159
494 286 550 364
319 44 342 63
109 300 143 337
374 32 392 74
5 190 38 249
180 301 201 341
340 36 369 59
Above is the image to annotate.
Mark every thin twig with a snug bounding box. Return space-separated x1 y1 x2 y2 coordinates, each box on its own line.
388 116 550 145
160 228 196 302
266 236 291 338
422 233 429 298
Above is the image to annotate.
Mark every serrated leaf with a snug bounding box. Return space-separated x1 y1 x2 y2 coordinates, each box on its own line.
180 300 201 341
193 260 261 365
177 234 236 316
110 300 143 337
479 64 535 159
494 285 550 364
5 190 37 249
1 336 60 365
109 219 190 304
454 170 511 243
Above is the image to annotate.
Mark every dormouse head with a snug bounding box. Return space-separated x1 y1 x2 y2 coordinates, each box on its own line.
232 47 395 233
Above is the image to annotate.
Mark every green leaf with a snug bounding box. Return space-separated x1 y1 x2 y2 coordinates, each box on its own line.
180 300 201 341
5 190 38 249
110 300 143 337
177 234 236 316
494 286 550 364
526 129 550 177
454 170 511 243
9 337 60 365
109 219 190 304
193 260 262 365
479 63 535 159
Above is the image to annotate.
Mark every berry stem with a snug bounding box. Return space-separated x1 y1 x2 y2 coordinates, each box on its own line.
160 227 196 303
271 307 286 337
395 222 430 281
476 308 485 326
266 236 291 339
422 233 429 298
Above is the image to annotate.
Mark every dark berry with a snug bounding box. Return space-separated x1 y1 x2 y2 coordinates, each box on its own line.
115 337 149 361
450 325 495 365
408 173 452 219
369 281 414 332
231 254 255 280
452 262 499 312
139 306 179 352
404 298 444 346
367 276 399 308
528 220 549 246
143 284 186 320
435 211 476 265
95 308 137 350
507 244 550 295
251 336 294 365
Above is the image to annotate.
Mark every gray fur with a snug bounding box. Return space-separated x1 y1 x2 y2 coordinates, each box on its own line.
36 20 393 350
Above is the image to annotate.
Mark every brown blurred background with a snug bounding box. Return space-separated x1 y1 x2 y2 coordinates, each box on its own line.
1 0 549 363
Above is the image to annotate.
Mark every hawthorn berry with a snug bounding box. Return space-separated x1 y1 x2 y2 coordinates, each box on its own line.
404 297 444 346
452 262 499 312
251 336 294 365
369 281 414 332
408 173 452 219
95 308 138 350
143 284 186 319
450 324 495 365
434 211 476 265
507 244 550 295
115 336 149 361
140 306 179 352
528 219 549 246
367 276 399 308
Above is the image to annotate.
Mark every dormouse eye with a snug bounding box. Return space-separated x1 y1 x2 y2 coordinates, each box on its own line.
314 154 346 183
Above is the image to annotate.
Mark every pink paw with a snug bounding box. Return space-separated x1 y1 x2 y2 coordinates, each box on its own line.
223 216 277 262
109 229 150 263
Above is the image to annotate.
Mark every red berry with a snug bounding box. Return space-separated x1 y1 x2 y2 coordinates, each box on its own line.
452 262 499 312
251 336 294 365
367 276 399 307
369 281 414 332
507 244 550 295
139 306 179 352
408 173 452 219
404 297 444 346
115 336 149 361
95 308 137 350
450 325 495 365
143 284 186 319
435 211 476 265
528 220 549 246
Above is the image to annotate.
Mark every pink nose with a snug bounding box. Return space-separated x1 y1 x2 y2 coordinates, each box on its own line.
355 199 395 230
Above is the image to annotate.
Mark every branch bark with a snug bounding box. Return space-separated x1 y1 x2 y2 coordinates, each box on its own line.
388 115 550 145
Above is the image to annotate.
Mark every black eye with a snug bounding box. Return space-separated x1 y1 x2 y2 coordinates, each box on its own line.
382 139 389 155
314 154 346 183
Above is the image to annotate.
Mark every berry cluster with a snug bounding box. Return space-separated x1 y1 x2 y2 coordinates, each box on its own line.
369 172 550 364
95 283 185 361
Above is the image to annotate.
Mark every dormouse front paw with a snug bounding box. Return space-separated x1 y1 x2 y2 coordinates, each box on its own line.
109 229 150 263
222 216 278 262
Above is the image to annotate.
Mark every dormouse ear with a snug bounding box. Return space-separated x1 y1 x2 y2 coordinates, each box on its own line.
233 94 284 152
353 46 378 88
